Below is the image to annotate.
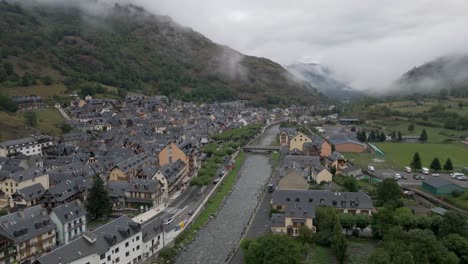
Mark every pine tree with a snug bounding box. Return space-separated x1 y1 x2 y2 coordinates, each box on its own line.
430 157 441 171
410 152 422 170
443 158 454 171
391 131 396 141
370 131 376 142
419 129 428 142
397 131 403 142
408 123 415 132
379 132 386 142
86 175 113 220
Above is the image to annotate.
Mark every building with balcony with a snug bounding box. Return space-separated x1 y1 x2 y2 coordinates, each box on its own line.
0 205 56 264
0 234 16 264
0 136 53 157
36 216 143 264
0 168 49 199
49 200 87 246
270 190 373 236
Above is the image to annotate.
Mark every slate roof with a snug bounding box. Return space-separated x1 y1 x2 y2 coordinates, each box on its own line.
272 189 374 218
51 200 87 224
0 205 55 244
327 135 366 147
283 155 321 169
2 168 47 182
12 183 45 202
45 177 92 202
36 216 141 264
271 213 286 227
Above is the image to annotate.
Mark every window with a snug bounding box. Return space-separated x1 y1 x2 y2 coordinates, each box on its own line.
135 236 140 241
107 255 111 261
115 247 119 253
136 245 140 250
100 253 105 260
125 241 129 247
126 252 129 257
116 257 120 263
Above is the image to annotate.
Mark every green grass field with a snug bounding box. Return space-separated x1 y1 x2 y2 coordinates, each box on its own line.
0 109 65 141
376 142 468 170
374 98 468 116
1 84 67 99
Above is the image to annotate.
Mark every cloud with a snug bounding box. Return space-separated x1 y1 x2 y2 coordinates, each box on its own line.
124 0 468 91
25 0 468 91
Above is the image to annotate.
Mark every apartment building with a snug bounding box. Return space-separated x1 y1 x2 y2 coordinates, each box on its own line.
49 201 87 245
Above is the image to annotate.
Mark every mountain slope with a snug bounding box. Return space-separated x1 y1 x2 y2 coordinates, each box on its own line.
395 54 468 97
0 0 320 105
287 63 360 100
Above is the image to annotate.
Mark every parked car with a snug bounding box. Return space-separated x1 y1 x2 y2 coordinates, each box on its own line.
451 173 465 178
267 183 275 193
368 166 375 172
420 175 426 180
432 173 440 177
394 173 401 180
404 167 412 173
422 167 429 175
213 178 221 184
456 176 468 181
163 217 174 225
188 210 194 216
401 174 408 179
413 174 421 180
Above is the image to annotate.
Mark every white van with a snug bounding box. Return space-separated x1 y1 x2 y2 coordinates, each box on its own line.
367 166 375 172
404 167 412 173
422 167 429 175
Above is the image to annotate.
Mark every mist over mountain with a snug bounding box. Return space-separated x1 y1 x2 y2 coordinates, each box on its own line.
393 54 468 97
287 63 361 100
0 0 321 105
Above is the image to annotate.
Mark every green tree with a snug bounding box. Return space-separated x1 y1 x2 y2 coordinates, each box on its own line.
410 152 422 170
443 158 454 171
86 175 112 220
335 231 348 264
438 211 468 238
376 178 402 208
331 144 336 152
430 157 442 172
343 177 358 192
339 213 355 234
441 234 468 263
297 226 314 245
397 131 403 142
330 166 336 175
241 234 304 264
419 129 428 142
379 132 386 142
408 123 415 132
354 214 371 233
369 248 392 264
24 111 38 127
0 93 18 112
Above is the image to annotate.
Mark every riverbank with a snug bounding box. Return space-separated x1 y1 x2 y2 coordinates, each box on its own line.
174 125 278 264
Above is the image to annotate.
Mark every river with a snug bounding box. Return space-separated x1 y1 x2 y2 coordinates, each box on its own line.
175 124 279 264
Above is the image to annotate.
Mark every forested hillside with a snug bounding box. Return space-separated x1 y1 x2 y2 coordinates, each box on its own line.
0 0 321 105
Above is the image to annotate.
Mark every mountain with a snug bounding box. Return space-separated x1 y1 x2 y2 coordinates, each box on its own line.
287 63 360 100
395 54 468 97
0 0 321 105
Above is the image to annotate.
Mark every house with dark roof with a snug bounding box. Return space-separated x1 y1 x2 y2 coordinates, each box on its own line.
0 168 49 198
108 152 155 181
270 190 373 236
50 200 87 245
327 135 368 153
107 179 164 209
9 183 46 209
0 205 56 264
36 216 143 264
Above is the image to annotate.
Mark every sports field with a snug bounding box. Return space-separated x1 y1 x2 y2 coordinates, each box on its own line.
376 142 468 170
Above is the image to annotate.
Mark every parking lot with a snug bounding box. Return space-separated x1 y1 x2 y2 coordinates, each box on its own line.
371 169 468 188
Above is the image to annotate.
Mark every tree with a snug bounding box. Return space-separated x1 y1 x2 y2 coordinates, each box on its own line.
369 248 392 264
241 234 304 264
408 123 415 132
24 112 38 127
370 130 376 141
419 129 428 142
357 131 366 142
438 211 468 238
339 213 355 234
331 144 336 152
443 158 454 171
335 230 348 264
343 177 358 192
355 214 371 233
330 166 336 175
298 226 314 245
379 132 386 142
441 234 468 263
459 102 464 110
430 157 441 172
410 152 422 170
397 131 403 142
0 93 18 112
377 178 402 208
86 175 112 220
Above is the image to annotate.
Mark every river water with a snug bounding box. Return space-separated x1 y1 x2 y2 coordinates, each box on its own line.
175 125 279 264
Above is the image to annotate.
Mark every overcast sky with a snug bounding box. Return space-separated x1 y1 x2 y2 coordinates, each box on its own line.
125 1 468 90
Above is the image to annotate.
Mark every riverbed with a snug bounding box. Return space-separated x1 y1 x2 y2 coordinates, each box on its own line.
174 125 279 264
